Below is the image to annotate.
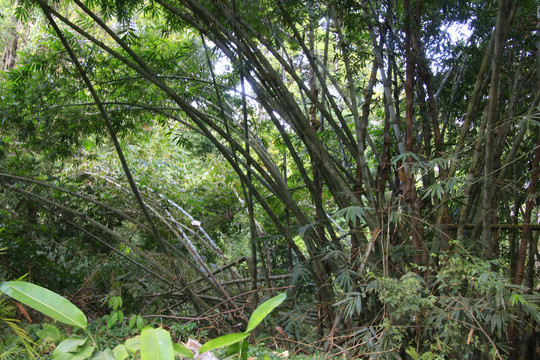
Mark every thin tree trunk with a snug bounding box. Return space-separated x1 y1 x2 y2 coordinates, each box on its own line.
514 129 540 286
482 0 512 259
403 0 426 270
447 36 495 178
457 110 488 243
306 4 335 337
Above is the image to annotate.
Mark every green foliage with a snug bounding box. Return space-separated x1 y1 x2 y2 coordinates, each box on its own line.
333 292 363 319
106 296 124 329
0 221 83 292
197 292 287 358
0 281 287 359
332 206 373 227
128 315 145 332
0 297 37 359
34 323 64 355
0 0 538 358
350 253 540 358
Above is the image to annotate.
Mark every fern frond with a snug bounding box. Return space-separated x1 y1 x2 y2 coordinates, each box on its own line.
4 320 37 360
0 344 25 360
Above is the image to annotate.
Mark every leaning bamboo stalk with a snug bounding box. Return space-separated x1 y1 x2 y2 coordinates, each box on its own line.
0 173 152 234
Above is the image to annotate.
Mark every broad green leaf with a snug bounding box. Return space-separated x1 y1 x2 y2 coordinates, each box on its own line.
89 349 115 360
109 296 122 311
0 281 87 329
112 344 128 360
108 312 118 328
136 315 145 330
246 292 286 332
199 333 249 354
37 323 63 342
53 337 95 360
172 343 193 359
140 327 174 360
125 335 140 354
54 337 87 354
128 315 137 329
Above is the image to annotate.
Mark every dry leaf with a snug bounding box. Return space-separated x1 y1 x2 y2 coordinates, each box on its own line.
15 302 32 323
466 328 474 345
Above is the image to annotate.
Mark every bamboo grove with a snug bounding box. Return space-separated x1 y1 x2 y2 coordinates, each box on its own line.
0 0 538 357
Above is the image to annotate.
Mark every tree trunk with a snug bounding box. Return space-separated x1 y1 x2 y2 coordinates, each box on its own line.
514 128 540 286
482 0 512 258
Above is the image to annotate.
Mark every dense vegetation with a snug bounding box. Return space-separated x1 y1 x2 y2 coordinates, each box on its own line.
0 0 538 358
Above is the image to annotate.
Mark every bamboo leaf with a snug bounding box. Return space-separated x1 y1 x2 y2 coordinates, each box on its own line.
333 207 373 226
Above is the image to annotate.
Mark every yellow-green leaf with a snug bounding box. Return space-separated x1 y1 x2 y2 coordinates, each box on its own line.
199 333 249 354
172 343 193 359
246 292 286 332
0 281 87 329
